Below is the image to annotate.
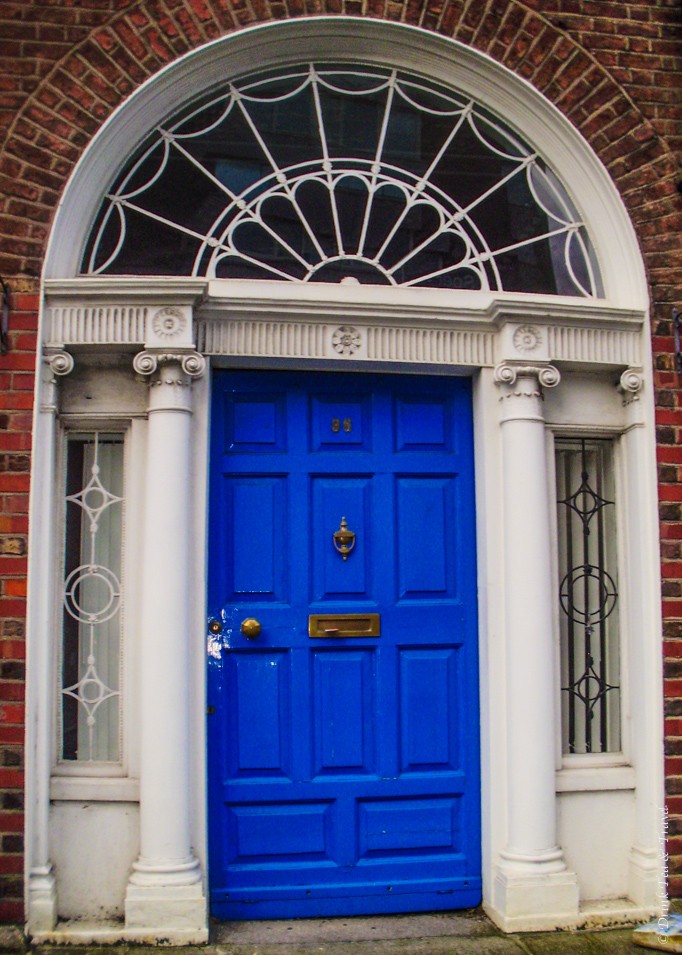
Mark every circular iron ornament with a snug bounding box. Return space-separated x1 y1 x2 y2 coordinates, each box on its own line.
64 564 122 624
573 672 605 708
559 565 618 626
77 672 111 706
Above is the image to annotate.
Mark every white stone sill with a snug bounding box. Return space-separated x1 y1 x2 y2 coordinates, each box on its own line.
556 764 636 792
30 920 208 945
49 775 139 802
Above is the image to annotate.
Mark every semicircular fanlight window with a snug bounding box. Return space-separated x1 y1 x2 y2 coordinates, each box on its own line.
83 64 602 296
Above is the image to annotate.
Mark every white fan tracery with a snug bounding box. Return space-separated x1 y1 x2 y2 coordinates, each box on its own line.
85 65 600 297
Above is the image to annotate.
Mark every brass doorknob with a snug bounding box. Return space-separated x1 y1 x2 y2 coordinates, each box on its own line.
240 618 262 639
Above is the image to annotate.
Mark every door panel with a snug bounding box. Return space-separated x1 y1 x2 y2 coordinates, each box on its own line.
207 370 480 918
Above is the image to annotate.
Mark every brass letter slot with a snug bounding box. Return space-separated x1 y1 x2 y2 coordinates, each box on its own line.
308 613 380 638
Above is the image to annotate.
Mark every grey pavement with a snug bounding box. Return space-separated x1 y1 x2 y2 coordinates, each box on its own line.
0 910 652 955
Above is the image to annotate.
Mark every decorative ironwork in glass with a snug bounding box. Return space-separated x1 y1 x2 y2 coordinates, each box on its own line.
84 65 602 297
556 438 620 754
61 433 124 763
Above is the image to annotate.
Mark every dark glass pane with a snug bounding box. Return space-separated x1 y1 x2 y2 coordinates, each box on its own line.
61 435 123 763
82 64 600 296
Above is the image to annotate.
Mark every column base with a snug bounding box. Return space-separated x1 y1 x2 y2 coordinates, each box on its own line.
629 844 664 909
27 865 57 935
486 854 580 932
125 857 208 944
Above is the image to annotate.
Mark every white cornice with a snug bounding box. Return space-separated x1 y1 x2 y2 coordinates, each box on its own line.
43 280 644 371
44 278 644 329
43 277 207 305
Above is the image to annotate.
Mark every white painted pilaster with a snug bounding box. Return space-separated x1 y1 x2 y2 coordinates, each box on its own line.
618 369 665 909
26 351 73 934
124 351 208 944
487 361 579 932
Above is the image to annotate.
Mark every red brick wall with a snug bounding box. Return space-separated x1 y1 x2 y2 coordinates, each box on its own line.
0 0 680 921
0 290 36 921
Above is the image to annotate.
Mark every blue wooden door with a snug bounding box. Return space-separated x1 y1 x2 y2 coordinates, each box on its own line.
207 371 480 918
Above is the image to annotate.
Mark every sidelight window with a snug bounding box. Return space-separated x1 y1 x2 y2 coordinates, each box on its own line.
556 437 621 755
59 432 124 764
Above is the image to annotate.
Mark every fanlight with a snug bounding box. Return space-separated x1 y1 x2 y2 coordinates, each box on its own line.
84 65 601 297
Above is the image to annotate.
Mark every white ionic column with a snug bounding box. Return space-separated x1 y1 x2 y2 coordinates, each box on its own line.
619 369 665 909
489 361 579 932
124 351 208 943
26 351 73 935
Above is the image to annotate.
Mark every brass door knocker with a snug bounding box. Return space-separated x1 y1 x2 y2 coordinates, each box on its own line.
333 516 356 560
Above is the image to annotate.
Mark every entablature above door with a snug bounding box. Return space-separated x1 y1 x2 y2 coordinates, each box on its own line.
42 277 644 373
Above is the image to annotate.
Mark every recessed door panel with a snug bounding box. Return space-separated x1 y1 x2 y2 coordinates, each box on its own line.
228 477 288 600
395 398 449 450
396 477 456 598
228 393 287 451
313 649 376 775
312 477 371 599
208 371 480 919
311 395 370 449
228 802 333 862
226 651 292 778
399 647 461 772
358 797 460 857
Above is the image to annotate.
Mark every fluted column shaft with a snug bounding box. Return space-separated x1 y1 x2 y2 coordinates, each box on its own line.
489 362 579 931
125 352 207 942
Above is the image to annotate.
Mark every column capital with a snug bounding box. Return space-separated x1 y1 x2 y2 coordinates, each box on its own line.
133 349 206 380
618 366 644 405
41 349 74 415
493 362 561 391
133 351 206 415
44 347 75 377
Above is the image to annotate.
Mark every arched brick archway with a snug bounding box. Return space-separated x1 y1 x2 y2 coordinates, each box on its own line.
0 0 681 929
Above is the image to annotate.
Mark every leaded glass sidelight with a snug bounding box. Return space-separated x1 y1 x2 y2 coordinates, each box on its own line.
60 433 124 763
83 64 602 296
556 438 620 755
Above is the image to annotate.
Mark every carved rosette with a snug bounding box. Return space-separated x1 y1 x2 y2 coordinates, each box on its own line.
151 306 187 340
512 325 542 354
332 326 362 356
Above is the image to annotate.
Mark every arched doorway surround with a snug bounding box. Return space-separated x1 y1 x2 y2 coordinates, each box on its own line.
27 18 662 944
